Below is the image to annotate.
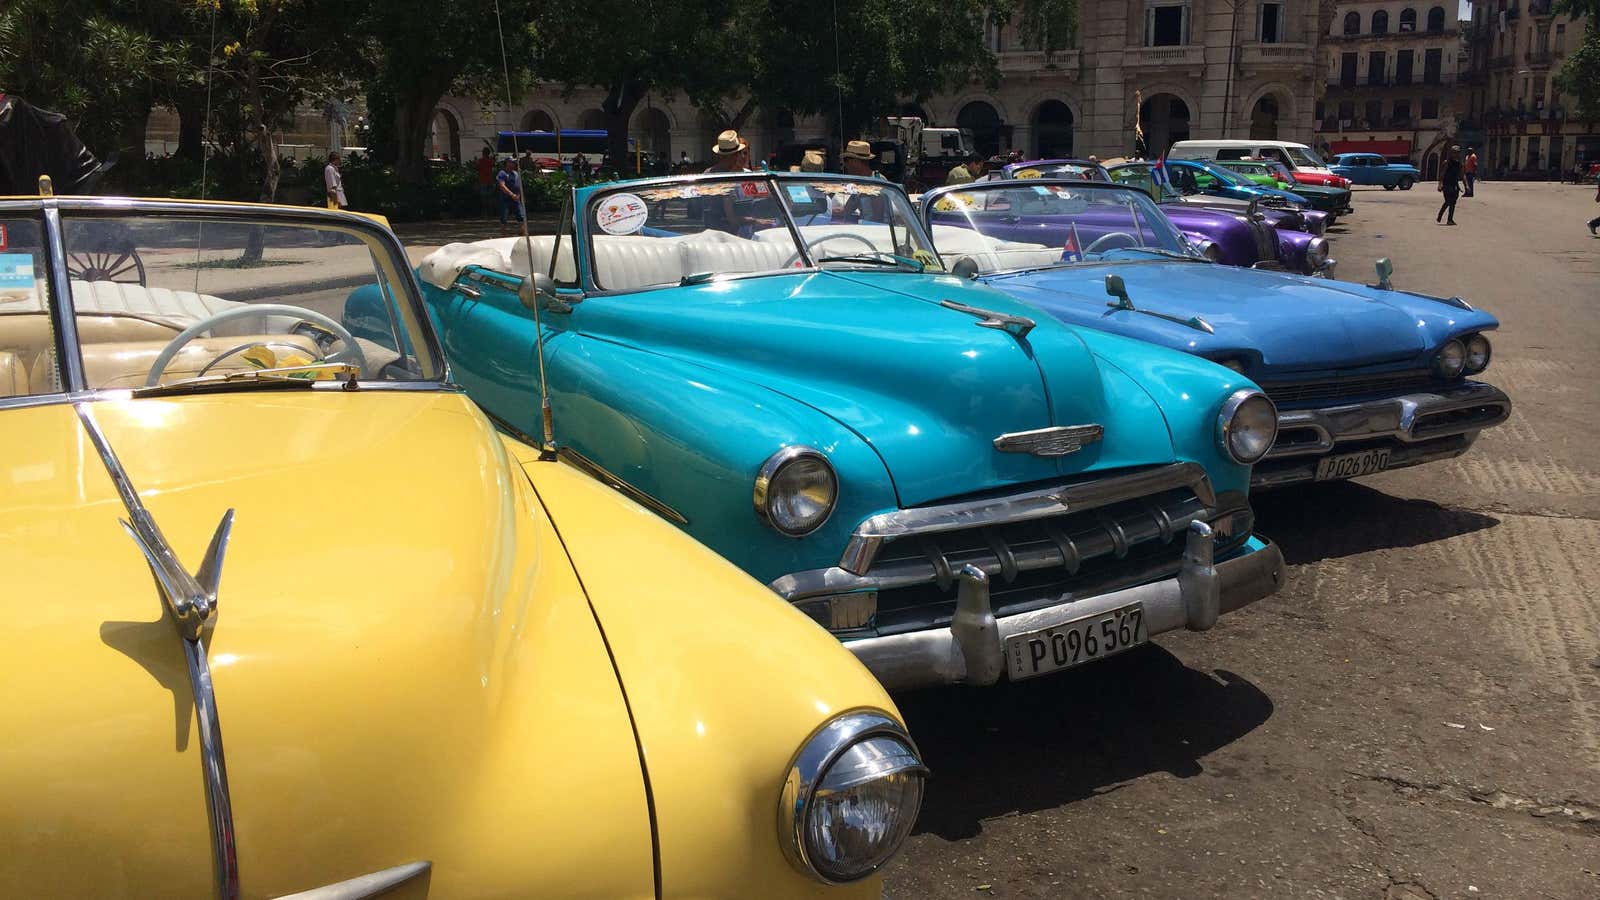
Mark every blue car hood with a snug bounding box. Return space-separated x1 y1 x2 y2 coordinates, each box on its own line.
577 269 1176 506
984 261 1431 370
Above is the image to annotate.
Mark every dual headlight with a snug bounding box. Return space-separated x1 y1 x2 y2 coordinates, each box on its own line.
1436 334 1492 378
1218 388 1279 465
780 711 927 883
755 446 838 536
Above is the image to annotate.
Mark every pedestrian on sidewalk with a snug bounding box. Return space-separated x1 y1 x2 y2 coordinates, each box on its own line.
1463 148 1478 197
495 158 524 228
1436 145 1462 225
323 153 348 210
476 147 495 217
1587 172 1600 235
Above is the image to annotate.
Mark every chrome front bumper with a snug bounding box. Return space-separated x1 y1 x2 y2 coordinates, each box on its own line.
1253 381 1511 489
843 522 1285 692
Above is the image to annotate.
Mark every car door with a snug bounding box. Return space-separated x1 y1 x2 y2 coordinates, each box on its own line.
1346 156 1370 184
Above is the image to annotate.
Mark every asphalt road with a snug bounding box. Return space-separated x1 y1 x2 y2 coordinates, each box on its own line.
885 181 1600 899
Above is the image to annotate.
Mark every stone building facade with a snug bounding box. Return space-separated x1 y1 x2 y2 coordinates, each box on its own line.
1462 0 1599 177
1313 0 1466 177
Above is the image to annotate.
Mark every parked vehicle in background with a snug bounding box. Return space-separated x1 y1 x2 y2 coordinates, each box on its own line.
875 116 977 190
0 194 926 898
998 159 1110 181
418 171 1286 692
1161 158 1314 209
1106 161 1333 274
922 180 1511 489
1329 153 1422 190
1170 139 1350 188
1211 158 1353 223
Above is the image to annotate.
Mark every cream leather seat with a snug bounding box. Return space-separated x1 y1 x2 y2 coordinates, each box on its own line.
0 350 33 397
588 235 691 292
678 239 793 277
79 333 324 389
928 225 1061 273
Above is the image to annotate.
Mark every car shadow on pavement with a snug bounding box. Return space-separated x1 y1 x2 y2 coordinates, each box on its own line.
1251 480 1500 566
895 645 1272 841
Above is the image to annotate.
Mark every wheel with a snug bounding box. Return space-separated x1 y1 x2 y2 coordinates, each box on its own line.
65 246 147 285
1398 176 1414 190
1383 183 1396 191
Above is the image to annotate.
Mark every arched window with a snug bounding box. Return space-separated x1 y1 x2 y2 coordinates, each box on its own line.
1372 10 1389 33
1343 11 1360 34
1399 7 1418 32
1426 5 1445 32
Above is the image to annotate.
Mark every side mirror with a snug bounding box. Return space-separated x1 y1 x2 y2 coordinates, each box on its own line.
950 256 980 280
1104 273 1133 309
1374 257 1394 290
518 272 569 313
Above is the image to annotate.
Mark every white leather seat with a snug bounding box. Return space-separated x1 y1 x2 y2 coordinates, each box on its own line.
417 240 517 289
589 236 690 291
929 225 1061 273
678 239 793 277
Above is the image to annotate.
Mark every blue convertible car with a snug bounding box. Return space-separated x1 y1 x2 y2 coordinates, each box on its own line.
921 179 1511 488
408 172 1284 690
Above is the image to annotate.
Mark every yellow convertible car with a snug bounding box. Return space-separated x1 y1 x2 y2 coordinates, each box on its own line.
0 196 925 898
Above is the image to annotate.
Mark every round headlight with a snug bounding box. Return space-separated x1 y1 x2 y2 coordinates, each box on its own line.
754 446 838 536
1435 339 1467 378
1218 389 1279 465
1464 334 1492 374
1305 236 1329 269
780 712 926 884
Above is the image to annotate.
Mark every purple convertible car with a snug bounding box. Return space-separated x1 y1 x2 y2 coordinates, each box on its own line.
994 158 1332 276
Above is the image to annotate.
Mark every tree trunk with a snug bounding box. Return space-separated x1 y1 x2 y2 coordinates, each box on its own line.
175 91 206 161
602 80 645 174
117 96 153 182
395 87 446 184
727 97 760 132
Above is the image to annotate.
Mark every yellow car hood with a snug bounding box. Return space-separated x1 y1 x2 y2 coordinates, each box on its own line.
0 393 653 898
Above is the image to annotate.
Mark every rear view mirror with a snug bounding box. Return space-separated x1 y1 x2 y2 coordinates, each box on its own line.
1374 257 1394 290
518 272 560 312
950 256 980 280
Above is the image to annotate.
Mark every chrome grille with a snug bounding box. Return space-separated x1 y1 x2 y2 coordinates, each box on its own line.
1263 371 1438 405
1247 217 1279 261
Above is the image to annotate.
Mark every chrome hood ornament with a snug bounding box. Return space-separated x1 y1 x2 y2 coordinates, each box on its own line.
939 299 1036 339
993 424 1105 457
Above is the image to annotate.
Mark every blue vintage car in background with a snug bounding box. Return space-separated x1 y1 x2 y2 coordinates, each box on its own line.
402 172 1285 691
1329 153 1422 190
1159 157 1314 208
921 179 1511 489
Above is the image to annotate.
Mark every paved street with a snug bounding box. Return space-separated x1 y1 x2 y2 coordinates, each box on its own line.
886 182 1600 899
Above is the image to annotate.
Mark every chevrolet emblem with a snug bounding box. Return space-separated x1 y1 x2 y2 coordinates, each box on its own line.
993 424 1104 457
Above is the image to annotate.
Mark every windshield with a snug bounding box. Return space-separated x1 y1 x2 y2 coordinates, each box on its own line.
0 211 439 395
924 183 1194 274
1006 162 1109 182
1287 146 1325 168
586 175 941 292
1187 162 1253 187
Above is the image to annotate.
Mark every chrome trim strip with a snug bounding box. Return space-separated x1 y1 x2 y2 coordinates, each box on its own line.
992 424 1103 457
556 446 689 525
273 862 432 900
834 462 1215 577
42 204 86 392
74 403 240 900
753 445 836 535
1265 382 1511 460
1218 388 1277 464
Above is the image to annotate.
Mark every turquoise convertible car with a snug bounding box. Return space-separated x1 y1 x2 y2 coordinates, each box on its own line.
404 172 1285 690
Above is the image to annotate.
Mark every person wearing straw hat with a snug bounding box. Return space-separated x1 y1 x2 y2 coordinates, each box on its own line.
800 149 825 172
836 140 891 223
702 129 777 237
840 140 877 177
704 129 752 174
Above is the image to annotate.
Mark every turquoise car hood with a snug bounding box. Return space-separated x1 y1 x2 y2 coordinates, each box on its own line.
986 261 1428 369
576 269 1176 506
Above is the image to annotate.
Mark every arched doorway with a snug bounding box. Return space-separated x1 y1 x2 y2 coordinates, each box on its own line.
1249 96 1280 140
634 107 671 159
429 107 461 160
576 109 607 131
1138 93 1190 158
520 109 555 132
1032 100 1074 158
956 101 1002 158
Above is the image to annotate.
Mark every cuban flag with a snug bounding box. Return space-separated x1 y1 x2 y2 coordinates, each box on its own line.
1151 153 1170 188
1061 222 1084 262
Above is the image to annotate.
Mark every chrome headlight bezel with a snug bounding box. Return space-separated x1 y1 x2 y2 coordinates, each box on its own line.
754 445 838 537
1305 236 1329 269
1434 338 1467 378
779 711 927 884
1463 334 1492 374
1190 237 1220 261
1217 388 1279 465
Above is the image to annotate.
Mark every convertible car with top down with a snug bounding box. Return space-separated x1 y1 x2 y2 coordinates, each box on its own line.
0 194 927 898
921 179 1511 489
415 171 1286 692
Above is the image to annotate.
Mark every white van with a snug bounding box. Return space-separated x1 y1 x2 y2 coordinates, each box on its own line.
1169 139 1332 173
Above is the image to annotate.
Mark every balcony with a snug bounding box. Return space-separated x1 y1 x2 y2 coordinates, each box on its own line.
1238 42 1315 70
1529 0 1553 16
996 48 1081 76
1490 54 1515 68
1525 49 1553 68
1122 44 1207 75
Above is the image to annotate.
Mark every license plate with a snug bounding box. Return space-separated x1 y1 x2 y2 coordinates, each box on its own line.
1005 603 1146 681
1314 448 1391 481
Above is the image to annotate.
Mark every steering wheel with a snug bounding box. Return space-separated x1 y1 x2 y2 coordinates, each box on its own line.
1084 232 1139 254
144 304 368 387
782 231 883 268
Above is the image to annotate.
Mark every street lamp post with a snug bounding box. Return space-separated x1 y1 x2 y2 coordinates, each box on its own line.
1221 0 1244 139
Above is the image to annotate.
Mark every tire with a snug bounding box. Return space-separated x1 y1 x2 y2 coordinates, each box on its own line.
1383 183 1397 191
1398 176 1414 190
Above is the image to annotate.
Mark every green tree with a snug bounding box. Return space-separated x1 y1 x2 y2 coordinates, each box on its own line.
1554 0 1600 120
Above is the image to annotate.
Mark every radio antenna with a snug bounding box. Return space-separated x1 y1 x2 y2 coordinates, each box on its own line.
193 0 219 296
493 0 557 458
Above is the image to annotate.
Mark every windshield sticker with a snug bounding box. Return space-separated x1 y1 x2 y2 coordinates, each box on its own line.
1013 168 1042 179
738 181 771 199
808 181 884 197
1031 185 1053 196
596 193 650 235
0 253 34 303
786 184 813 204
637 183 736 201
931 192 977 212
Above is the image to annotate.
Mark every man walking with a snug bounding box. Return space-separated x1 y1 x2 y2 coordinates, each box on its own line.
1463 148 1478 197
323 153 347 210
495 157 524 228
1436 145 1462 226
1588 170 1600 235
